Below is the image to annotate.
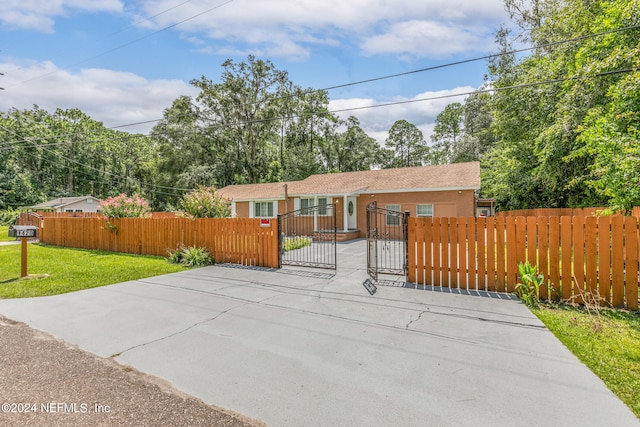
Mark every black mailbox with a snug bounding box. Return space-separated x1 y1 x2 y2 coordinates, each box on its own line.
8 225 37 238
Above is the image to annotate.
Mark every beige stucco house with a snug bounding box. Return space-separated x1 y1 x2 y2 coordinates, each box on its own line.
28 196 101 213
218 162 481 241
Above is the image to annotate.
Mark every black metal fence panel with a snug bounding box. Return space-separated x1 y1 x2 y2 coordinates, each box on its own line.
366 201 408 282
278 204 337 270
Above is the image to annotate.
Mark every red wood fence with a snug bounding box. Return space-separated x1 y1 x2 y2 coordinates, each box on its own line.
35 216 279 268
408 216 639 310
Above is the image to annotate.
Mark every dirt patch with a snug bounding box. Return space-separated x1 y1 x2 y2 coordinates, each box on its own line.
0 315 265 427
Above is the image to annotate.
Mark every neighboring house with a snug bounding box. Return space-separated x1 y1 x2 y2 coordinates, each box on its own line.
28 196 101 213
218 162 481 240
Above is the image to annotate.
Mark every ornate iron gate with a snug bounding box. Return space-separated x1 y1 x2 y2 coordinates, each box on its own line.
366 201 409 282
278 204 337 270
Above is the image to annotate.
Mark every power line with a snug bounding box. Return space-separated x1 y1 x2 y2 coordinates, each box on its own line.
315 23 640 94
2 24 639 144
106 23 640 131
4 0 235 90
2 65 637 148
0 124 191 195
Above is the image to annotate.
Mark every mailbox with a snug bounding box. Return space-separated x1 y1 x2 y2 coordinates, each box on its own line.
8 225 37 238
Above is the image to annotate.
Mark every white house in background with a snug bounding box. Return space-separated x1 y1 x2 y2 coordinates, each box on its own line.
28 196 101 213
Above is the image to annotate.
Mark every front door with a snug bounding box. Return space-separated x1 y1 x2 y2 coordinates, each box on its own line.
347 197 357 229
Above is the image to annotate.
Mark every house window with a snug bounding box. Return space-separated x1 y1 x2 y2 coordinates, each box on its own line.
386 204 401 226
300 198 314 216
254 201 274 218
300 197 330 216
416 204 433 217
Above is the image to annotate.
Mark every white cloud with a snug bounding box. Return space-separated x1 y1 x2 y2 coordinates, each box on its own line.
329 86 475 144
0 61 197 133
0 0 123 32
361 20 491 58
136 0 508 59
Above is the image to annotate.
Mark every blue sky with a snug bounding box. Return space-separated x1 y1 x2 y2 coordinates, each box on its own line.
0 0 512 142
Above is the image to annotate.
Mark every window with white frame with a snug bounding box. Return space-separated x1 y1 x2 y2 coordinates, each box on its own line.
299 197 330 216
317 197 329 216
386 204 401 226
254 201 274 218
300 198 314 216
416 204 433 217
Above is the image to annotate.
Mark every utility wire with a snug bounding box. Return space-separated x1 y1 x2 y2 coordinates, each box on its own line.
105 23 640 130
315 23 640 94
1 66 635 197
2 65 638 147
2 24 639 144
4 0 235 89
0 125 191 195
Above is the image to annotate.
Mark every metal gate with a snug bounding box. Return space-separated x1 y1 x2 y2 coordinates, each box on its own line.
366 201 409 282
278 204 336 270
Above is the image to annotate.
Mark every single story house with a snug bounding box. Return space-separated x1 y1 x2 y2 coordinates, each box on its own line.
218 162 481 241
27 196 101 213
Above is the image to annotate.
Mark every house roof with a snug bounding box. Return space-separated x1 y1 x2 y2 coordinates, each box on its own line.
29 196 100 210
218 162 480 201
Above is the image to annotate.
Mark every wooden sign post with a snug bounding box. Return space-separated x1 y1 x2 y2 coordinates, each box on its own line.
8 226 37 278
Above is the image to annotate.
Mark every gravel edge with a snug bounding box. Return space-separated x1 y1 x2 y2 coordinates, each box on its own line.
0 315 266 427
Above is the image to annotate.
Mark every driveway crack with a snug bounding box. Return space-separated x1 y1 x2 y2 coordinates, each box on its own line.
406 309 430 330
110 303 248 358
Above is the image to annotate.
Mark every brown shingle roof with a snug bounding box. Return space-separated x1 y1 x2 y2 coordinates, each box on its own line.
218 162 480 201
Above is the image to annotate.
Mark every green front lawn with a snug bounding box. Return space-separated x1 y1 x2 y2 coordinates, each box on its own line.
0 226 14 242
532 305 640 418
0 244 187 298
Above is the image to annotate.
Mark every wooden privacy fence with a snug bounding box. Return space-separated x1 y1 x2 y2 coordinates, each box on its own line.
37 217 279 268
408 216 639 310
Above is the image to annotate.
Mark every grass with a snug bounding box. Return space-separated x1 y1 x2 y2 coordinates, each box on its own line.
0 226 14 242
0 243 187 298
531 304 640 418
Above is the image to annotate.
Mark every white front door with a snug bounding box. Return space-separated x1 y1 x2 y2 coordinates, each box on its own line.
347 197 357 229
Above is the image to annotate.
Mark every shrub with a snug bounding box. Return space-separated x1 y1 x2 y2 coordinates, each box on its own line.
99 194 151 219
167 245 213 267
283 236 312 252
515 262 546 307
176 186 231 219
0 208 19 226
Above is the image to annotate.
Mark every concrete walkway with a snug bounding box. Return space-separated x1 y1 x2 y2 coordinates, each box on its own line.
0 240 637 426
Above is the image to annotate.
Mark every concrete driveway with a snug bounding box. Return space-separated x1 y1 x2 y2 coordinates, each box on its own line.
0 240 637 426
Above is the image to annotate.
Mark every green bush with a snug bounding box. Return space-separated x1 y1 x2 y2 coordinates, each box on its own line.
0 208 19 226
515 262 546 307
176 186 231 219
167 245 213 267
283 236 312 252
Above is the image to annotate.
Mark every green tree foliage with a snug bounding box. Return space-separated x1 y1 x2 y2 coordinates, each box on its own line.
384 120 426 168
320 116 383 173
154 55 385 192
0 106 158 210
430 102 464 164
481 0 639 211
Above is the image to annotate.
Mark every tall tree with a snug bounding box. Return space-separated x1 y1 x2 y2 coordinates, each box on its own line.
320 116 382 173
430 102 464 164
481 0 639 211
190 55 291 185
385 120 426 168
